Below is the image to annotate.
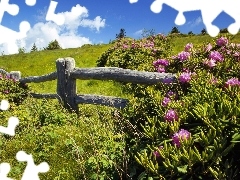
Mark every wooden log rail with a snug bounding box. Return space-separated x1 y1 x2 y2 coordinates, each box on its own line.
0 57 177 113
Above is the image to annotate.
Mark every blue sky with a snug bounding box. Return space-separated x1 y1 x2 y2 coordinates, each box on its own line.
0 0 235 54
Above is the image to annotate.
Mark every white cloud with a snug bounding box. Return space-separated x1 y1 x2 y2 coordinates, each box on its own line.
187 17 202 27
0 4 106 55
134 29 143 36
80 16 106 31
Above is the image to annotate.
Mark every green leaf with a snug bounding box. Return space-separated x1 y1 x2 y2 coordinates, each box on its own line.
177 165 188 174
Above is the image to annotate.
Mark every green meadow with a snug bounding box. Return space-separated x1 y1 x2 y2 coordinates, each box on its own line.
0 33 240 179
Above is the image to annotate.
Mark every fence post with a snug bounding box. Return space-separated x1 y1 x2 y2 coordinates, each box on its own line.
9 71 21 81
56 57 78 113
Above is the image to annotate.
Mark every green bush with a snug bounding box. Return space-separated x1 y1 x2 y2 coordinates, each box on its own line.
0 73 30 105
0 98 126 179
97 35 240 179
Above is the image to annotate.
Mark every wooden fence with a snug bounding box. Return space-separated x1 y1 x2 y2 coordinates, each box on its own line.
1 57 177 113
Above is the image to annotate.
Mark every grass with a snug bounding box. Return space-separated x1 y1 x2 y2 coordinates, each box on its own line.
1 33 240 100
1 33 240 179
170 33 240 53
0 44 129 99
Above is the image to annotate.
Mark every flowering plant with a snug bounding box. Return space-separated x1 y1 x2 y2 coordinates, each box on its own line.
99 35 240 179
0 73 30 105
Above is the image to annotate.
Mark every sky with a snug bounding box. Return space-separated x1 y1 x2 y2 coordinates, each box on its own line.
0 0 236 55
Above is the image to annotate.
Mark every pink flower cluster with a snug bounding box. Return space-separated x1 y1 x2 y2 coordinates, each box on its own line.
179 72 192 83
153 59 169 73
184 43 193 52
204 50 224 68
205 43 212 52
216 37 228 47
164 109 178 122
177 51 191 61
225 77 240 88
209 51 224 62
172 129 191 147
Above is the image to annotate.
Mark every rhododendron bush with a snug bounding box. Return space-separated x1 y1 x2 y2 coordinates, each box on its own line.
97 36 240 179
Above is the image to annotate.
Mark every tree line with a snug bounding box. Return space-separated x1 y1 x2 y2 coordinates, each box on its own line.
18 39 62 54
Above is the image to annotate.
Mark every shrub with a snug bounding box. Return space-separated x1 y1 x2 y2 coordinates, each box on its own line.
0 73 30 105
97 35 240 179
0 99 126 180
44 39 62 50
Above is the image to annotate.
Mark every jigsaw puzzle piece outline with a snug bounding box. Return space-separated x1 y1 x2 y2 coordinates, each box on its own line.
0 116 19 136
25 0 37 6
46 0 65 26
0 163 13 180
0 0 20 24
0 100 10 111
131 0 240 37
16 151 49 180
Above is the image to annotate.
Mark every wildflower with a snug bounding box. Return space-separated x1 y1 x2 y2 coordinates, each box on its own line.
205 43 212 52
165 91 178 100
153 146 163 158
162 97 171 107
172 129 191 147
209 51 223 62
153 59 169 67
4 90 9 94
204 58 217 68
225 78 240 88
179 72 191 83
178 51 190 61
216 37 228 47
233 52 240 60
164 109 178 122
210 77 218 85
184 43 193 52
157 66 165 73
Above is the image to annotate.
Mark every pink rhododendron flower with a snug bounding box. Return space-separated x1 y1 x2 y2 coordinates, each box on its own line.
209 51 224 62
164 109 178 122
172 129 191 147
157 66 165 73
216 37 228 46
162 97 171 107
225 78 240 88
179 72 191 83
178 51 191 61
165 91 178 100
153 59 169 67
204 59 217 68
184 43 193 52
205 43 212 52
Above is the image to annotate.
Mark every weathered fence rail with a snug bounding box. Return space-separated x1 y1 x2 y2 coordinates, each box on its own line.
1 57 177 113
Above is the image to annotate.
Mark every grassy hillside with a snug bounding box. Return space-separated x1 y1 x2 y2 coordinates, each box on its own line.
0 43 131 99
1 33 240 98
169 33 240 52
1 33 240 179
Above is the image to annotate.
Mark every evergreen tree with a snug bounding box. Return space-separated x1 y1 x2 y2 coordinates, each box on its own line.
18 47 26 54
188 31 194 35
116 28 126 39
44 39 62 50
31 43 38 52
201 28 207 35
170 26 180 34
